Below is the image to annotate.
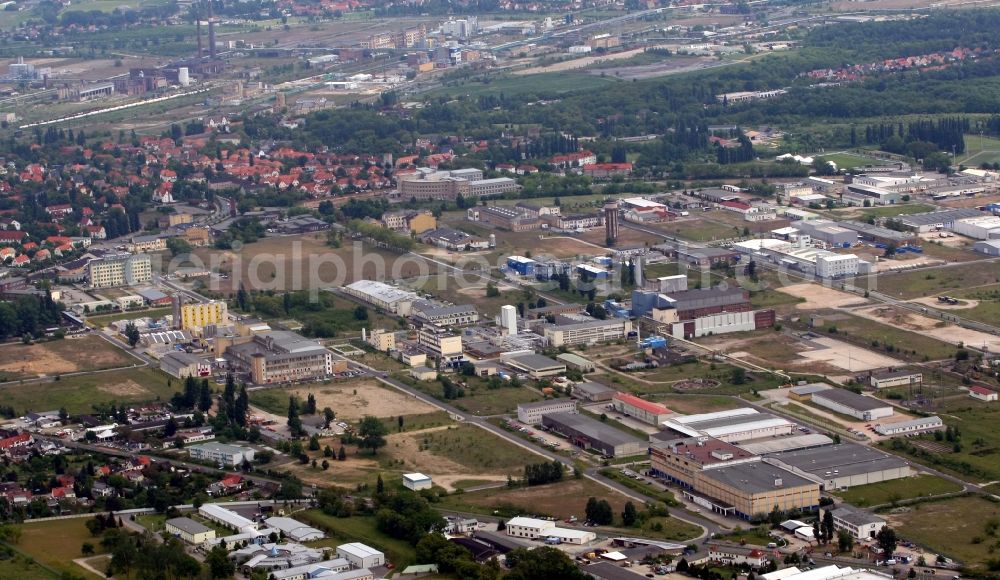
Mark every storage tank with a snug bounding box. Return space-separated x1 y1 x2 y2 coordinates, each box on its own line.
178 67 190 86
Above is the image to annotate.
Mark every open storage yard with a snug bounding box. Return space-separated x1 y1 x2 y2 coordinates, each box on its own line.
0 336 134 381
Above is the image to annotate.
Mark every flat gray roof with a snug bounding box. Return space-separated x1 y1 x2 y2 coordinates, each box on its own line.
790 383 833 396
506 354 566 371
700 461 816 494
831 505 885 527
543 412 642 447
166 517 213 535
898 208 985 227
766 443 909 479
683 411 787 431
812 389 891 412
517 399 576 411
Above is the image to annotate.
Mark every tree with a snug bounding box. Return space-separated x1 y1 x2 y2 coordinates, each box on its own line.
206 544 235 579
309 434 321 451
485 282 500 298
323 407 335 429
198 381 213 412
164 418 178 438
338 445 347 461
376 474 385 495
287 396 304 438
123 322 140 348
305 393 317 415
876 526 898 559
731 367 747 385
506 547 588 580
585 497 613 525
622 501 638 527
837 529 854 553
354 306 369 321
358 415 388 454
822 509 835 543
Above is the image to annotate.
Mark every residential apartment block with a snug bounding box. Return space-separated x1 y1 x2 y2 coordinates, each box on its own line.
180 300 228 330
87 253 152 288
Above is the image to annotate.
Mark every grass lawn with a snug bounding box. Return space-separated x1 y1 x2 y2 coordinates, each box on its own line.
15 518 108 578
440 478 630 519
424 72 618 99
0 335 135 381
418 424 540 472
816 153 891 171
833 475 962 507
297 511 417 569
657 220 742 243
405 375 544 416
0 554 58 580
599 469 677 506
881 404 1000 482
86 307 172 327
135 513 168 534
598 359 784 396
0 367 177 415
959 133 1000 165
952 284 1000 327
713 524 775 546
749 289 806 309
889 496 1000 567
853 203 937 220
874 262 1000 300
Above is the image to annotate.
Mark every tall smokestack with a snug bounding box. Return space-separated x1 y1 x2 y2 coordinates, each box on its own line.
208 1 217 60
197 17 203 59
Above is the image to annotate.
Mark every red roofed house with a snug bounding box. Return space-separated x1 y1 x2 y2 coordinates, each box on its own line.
551 150 597 169
970 386 998 402
0 432 33 454
0 231 27 245
208 473 245 496
612 392 672 425
583 162 633 179
50 486 76 500
707 542 768 568
45 204 74 219
11 254 29 267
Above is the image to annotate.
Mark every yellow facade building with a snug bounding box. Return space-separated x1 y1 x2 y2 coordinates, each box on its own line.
180 300 228 330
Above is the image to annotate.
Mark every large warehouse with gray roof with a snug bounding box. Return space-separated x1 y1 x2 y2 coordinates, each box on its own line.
763 443 911 490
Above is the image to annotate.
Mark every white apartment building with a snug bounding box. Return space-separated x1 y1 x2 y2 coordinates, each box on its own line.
87 254 152 288
188 442 255 466
516 398 577 425
544 319 632 347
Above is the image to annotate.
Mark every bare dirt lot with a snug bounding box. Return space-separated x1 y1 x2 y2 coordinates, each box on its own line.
776 283 869 310
279 380 437 420
98 379 154 398
854 305 1000 352
0 336 133 379
798 336 902 372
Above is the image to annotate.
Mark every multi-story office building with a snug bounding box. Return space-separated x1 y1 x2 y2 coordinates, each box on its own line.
224 331 334 385
87 253 152 288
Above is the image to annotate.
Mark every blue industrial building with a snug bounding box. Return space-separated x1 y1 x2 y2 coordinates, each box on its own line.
640 336 668 350
506 256 537 276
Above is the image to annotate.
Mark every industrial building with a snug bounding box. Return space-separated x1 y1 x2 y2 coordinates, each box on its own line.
505 255 537 276
556 352 595 372
952 215 1000 239
692 461 820 520
87 253 152 288
516 398 577 425
416 324 464 367
264 517 325 542
403 473 432 491
788 383 833 401
650 437 759 488
336 543 385 569
897 208 988 232
794 220 858 247
224 331 334 385
874 416 944 436
543 318 632 347
199 503 257 530
764 443 911 490
541 412 646 457
869 370 922 390
411 302 479 327
505 517 596 544
159 352 212 379
830 505 886 539
612 392 672 425
501 353 566 379
661 409 795 443
974 240 1000 256
811 389 893 421
342 281 420 316
572 381 616 402
736 434 833 455
733 239 861 278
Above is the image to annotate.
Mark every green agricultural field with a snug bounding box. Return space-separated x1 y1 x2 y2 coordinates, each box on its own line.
426 72 619 99
0 555 56 580
15 518 109 578
889 496 1000 568
833 475 962 507
402 374 545 416
0 367 177 415
657 220 742 243
297 511 417 569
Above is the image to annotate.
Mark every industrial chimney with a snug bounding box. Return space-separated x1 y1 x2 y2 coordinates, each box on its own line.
208 1 217 60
